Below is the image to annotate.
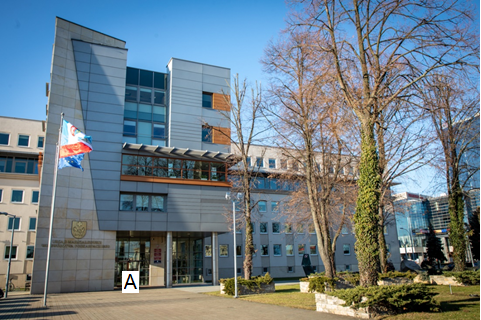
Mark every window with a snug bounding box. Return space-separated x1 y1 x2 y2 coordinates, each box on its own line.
202 92 213 108
341 226 349 234
273 244 282 256
308 224 315 234
124 120 136 136
11 190 24 203
285 223 292 234
268 158 276 169
286 245 293 256
219 245 228 257
8 217 20 230
310 245 317 255
271 201 279 212
202 126 212 143
260 222 268 234
119 194 165 212
246 157 251 167
250 222 255 234
343 244 351 255
256 157 264 168
261 244 269 256
263 267 269 273
253 244 257 257
296 224 304 234
205 245 212 257
0 133 9 145
18 135 29 147
32 190 39 204
237 268 242 274
312 265 317 272
0 189 2 202
37 137 44 148
298 244 305 255
0 157 38 174
29 218 36 231
287 266 294 273
280 159 287 170
4 246 17 259
26 246 34 259
236 245 242 256
258 201 267 212
272 222 280 234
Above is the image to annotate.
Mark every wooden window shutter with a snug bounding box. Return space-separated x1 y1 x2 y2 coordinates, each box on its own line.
212 93 231 111
212 126 231 145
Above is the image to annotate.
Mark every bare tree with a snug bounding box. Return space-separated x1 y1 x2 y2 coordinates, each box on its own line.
287 0 479 286
210 74 265 279
262 29 358 278
420 73 479 271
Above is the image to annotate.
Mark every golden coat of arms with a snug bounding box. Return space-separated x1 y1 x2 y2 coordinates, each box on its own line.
72 221 87 239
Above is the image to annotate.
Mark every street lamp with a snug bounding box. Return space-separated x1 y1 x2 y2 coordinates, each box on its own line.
225 192 242 298
400 227 415 260
1 212 16 298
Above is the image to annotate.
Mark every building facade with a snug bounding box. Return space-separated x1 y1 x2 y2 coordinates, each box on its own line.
31 18 233 293
0 116 44 289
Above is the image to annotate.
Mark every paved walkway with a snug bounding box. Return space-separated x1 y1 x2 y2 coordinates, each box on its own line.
0 284 352 320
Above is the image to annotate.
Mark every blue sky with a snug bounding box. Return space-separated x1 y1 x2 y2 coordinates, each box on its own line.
2 0 473 196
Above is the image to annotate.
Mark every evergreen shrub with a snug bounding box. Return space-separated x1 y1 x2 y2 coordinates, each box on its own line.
220 272 274 296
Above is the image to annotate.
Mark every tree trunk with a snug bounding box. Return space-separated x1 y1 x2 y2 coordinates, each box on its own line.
449 184 466 271
243 176 254 279
354 120 381 286
378 206 388 273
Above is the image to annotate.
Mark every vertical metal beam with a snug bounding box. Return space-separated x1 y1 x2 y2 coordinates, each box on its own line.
166 232 172 288
212 232 218 285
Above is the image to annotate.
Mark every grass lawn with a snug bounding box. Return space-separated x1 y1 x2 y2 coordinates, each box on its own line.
204 284 480 319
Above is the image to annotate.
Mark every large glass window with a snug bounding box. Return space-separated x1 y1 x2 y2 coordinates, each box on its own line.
8 217 20 230
261 244 269 256
202 126 212 143
258 201 267 212
37 137 44 148
4 246 17 259
273 244 282 256
32 190 39 204
11 190 24 203
29 217 36 231
1 156 38 174
286 244 294 256
272 222 280 234
0 133 9 145
219 245 228 257
260 222 268 234
120 194 165 212
298 244 305 255
26 246 34 259
123 67 168 146
202 92 213 108
268 158 276 169
18 135 29 147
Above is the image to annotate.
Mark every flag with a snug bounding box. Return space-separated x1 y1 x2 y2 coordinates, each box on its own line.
58 120 93 171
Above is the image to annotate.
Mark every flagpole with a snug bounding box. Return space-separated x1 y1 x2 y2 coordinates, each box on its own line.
43 113 63 307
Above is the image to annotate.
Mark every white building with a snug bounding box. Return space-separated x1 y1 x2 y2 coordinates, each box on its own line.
0 116 44 289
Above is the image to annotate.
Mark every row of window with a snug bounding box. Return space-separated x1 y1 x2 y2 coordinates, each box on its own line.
0 189 39 204
244 156 356 175
122 155 228 182
0 156 39 175
204 243 352 257
4 245 34 260
120 194 165 212
0 133 44 148
6 217 37 231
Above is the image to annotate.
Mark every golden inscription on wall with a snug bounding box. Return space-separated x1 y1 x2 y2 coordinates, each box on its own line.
41 239 110 249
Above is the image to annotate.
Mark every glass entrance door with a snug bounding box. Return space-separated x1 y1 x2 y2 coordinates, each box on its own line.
172 237 203 284
115 236 150 286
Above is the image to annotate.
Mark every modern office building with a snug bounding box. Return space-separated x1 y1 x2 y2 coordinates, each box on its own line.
0 116 44 289
31 17 233 293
